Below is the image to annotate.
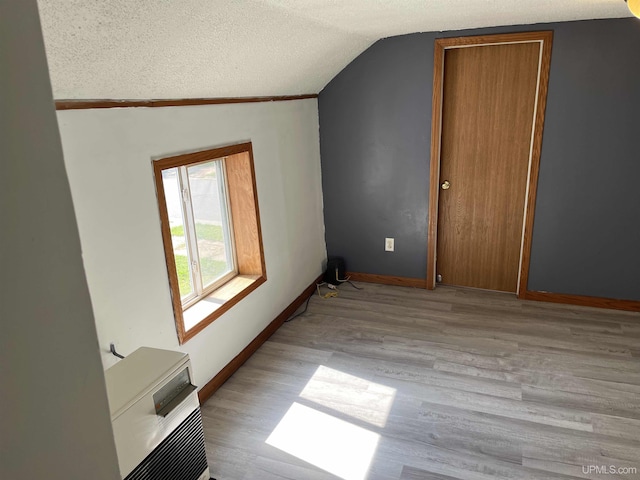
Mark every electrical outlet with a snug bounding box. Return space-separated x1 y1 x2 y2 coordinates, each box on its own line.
385 237 395 252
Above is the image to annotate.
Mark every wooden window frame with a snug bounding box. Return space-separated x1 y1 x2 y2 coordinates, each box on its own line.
153 142 266 344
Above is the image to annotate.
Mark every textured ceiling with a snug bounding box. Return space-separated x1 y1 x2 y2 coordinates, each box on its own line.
37 0 631 99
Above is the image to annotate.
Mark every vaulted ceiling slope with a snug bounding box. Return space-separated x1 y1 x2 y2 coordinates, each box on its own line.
38 1 630 100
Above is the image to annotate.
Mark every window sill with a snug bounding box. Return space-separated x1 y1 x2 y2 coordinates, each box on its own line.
180 274 266 343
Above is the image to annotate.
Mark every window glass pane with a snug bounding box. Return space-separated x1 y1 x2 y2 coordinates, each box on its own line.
162 168 194 300
187 160 234 289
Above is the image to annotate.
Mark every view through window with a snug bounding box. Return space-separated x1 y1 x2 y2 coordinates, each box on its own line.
161 158 236 306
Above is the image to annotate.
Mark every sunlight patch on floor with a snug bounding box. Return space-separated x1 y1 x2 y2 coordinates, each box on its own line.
300 365 396 427
266 402 380 480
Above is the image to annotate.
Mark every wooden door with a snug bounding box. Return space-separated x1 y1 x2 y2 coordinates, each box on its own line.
436 42 540 292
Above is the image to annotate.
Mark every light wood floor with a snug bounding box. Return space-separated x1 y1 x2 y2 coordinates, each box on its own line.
201 283 640 480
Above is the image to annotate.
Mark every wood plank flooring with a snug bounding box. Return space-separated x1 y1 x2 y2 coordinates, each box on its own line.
201 284 640 480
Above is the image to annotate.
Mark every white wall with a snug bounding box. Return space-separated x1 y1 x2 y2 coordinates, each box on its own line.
56 99 326 388
0 1 120 478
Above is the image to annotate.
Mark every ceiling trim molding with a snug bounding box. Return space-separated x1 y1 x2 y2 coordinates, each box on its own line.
55 94 318 110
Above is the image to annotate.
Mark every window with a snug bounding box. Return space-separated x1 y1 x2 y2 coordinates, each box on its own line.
161 159 236 306
153 143 266 344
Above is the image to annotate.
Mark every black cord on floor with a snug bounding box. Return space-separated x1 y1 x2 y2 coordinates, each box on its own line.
285 292 313 322
285 279 362 323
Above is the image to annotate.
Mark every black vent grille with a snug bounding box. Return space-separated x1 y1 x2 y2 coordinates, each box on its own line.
125 407 208 480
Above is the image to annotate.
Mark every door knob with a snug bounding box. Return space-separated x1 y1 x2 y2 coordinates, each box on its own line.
441 180 451 190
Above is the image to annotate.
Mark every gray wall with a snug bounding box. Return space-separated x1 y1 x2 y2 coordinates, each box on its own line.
0 1 120 478
319 18 640 301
